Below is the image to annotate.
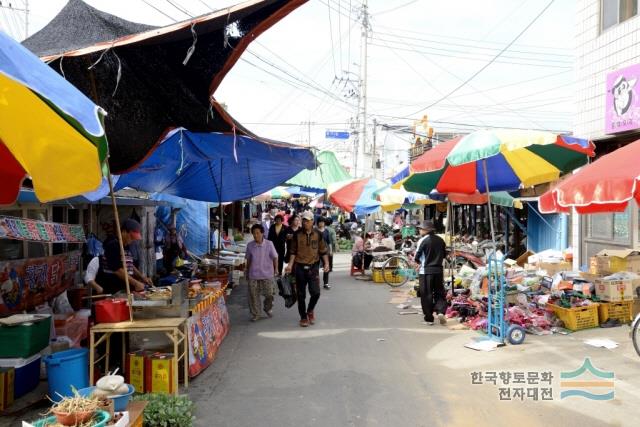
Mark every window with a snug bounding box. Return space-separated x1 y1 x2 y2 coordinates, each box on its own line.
602 0 638 31
587 206 631 242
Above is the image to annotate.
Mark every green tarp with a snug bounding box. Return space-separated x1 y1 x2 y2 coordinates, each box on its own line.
286 151 351 192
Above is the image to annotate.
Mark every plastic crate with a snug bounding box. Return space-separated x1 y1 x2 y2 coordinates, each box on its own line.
598 301 633 324
0 316 50 358
550 304 599 331
372 268 405 284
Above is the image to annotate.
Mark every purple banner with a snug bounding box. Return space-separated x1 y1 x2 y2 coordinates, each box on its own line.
606 63 640 134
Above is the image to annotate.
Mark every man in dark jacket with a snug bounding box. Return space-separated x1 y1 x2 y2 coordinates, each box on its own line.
414 220 447 326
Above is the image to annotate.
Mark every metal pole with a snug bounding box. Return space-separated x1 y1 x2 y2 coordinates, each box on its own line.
361 0 369 177
482 159 497 248
372 117 377 179
106 171 133 322
217 159 223 267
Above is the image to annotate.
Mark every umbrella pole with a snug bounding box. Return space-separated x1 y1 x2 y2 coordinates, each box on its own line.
481 159 497 250
217 158 223 269
447 201 455 294
106 171 134 322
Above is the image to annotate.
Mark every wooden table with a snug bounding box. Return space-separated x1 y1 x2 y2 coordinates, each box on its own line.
89 317 188 394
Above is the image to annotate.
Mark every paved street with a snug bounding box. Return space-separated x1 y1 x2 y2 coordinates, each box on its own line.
189 253 640 427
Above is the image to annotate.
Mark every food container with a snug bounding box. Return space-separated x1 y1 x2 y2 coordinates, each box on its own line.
95 299 130 323
0 315 51 358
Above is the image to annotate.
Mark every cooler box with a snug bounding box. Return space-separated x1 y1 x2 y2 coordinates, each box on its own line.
95 299 130 323
0 354 40 398
0 316 51 358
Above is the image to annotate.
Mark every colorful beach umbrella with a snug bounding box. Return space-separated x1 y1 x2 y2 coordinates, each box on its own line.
327 178 386 214
447 191 523 209
375 187 438 212
540 139 640 214
254 187 291 202
402 131 594 195
0 31 107 205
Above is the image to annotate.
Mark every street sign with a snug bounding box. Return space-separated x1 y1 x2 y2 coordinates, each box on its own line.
325 130 350 139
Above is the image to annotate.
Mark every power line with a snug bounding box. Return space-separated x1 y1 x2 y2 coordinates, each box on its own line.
163 0 194 18
326 0 337 76
399 0 557 118
370 35 573 64
372 0 420 15
139 0 177 22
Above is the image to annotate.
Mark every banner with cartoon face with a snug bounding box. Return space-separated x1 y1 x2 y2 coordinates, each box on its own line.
0 250 81 315
187 296 229 377
606 64 640 134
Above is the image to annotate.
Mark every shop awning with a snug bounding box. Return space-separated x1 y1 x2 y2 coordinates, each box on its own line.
23 0 307 173
115 129 315 203
286 151 351 192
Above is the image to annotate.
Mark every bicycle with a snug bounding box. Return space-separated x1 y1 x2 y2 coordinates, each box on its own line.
631 288 640 356
381 250 419 287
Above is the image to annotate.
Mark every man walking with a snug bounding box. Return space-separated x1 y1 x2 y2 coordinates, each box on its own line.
316 217 336 290
285 211 330 327
414 220 447 325
245 224 278 322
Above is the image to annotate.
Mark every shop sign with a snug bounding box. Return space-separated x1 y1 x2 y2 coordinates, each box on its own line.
325 130 350 139
606 63 640 134
0 251 81 315
187 297 229 377
0 216 85 243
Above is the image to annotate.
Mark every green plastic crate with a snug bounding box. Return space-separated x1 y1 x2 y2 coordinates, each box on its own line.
0 315 51 358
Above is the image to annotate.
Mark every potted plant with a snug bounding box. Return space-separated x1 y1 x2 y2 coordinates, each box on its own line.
133 393 195 427
48 390 101 426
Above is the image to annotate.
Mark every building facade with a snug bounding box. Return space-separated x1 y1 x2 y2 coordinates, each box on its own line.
574 0 640 265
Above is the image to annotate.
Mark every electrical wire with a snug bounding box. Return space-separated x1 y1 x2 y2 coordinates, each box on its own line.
139 0 178 22
392 0 558 118
164 0 194 18
373 0 420 15
327 0 338 77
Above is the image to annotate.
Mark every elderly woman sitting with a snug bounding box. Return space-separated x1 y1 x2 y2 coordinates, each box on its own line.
352 232 374 270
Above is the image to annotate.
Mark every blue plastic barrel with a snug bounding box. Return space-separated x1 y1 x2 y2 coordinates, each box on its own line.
43 348 89 401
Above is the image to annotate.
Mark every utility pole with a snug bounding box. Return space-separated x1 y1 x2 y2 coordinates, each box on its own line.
371 117 377 179
301 120 315 147
359 0 369 178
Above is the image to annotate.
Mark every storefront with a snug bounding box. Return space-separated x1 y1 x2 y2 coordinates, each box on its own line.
578 62 640 264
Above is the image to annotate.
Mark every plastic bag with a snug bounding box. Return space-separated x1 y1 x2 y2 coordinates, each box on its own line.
278 275 297 308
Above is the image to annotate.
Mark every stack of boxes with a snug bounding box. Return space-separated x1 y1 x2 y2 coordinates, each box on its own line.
586 249 640 324
0 315 51 407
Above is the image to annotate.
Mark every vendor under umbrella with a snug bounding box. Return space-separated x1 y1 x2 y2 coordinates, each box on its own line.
100 219 152 293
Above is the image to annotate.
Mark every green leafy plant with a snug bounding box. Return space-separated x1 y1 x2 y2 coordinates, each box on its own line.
233 232 244 242
133 393 195 427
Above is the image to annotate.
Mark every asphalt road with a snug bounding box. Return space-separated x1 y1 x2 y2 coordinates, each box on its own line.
189 253 640 427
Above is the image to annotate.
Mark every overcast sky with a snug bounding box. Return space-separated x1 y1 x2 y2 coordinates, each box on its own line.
2 0 576 177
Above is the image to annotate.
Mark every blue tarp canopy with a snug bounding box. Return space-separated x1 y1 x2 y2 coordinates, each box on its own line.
153 193 210 256
116 129 316 203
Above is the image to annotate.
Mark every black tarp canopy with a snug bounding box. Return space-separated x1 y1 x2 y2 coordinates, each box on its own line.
24 0 307 173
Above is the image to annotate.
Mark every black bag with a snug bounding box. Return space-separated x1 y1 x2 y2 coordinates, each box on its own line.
279 275 297 308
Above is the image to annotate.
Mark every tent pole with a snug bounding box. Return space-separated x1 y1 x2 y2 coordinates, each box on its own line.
217 159 223 268
107 170 134 322
482 159 497 249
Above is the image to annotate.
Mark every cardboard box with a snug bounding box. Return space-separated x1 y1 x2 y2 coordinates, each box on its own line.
538 261 572 276
591 249 640 274
146 353 175 394
0 368 14 411
595 279 634 302
515 250 535 267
